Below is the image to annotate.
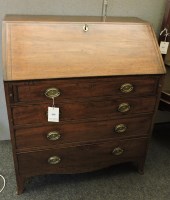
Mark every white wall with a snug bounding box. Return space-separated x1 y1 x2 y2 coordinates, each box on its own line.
0 0 168 140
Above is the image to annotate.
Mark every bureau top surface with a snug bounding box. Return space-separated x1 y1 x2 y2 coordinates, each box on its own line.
3 15 146 23
2 15 165 81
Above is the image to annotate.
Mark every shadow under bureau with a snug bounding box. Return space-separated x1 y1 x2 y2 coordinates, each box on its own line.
2 15 165 194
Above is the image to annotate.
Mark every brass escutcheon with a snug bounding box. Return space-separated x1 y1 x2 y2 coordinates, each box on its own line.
47 131 61 141
120 83 134 93
48 156 61 165
118 103 130 113
115 124 127 133
112 147 124 156
83 24 89 32
45 88 60 99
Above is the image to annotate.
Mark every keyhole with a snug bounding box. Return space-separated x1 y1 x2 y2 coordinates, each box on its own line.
83 24 89 32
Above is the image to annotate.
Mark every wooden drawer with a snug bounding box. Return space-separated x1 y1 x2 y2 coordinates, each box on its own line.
17 138 147 176
11 76 159 103
15 115 152 151
12 97 156 126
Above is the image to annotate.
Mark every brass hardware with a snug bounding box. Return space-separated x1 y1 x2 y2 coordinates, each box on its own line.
83 24 89 32
115 124 127 133
120 83 133 93
118 103 130 113
45 88 60 99
48 156 61 165
112 147 124 156
47 131 61 141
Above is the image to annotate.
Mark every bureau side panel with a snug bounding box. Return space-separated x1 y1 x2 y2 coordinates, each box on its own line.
3 82 25 194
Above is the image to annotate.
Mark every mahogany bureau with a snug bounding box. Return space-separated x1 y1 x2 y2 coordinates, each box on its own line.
2 15 165 194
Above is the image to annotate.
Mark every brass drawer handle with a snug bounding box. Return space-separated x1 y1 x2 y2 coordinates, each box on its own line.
48 156 61 165
112 147 124 156
115 124 127 133
120 83 134 93
83 24 89 32
118 103 130 113
45 88 60 99
47 131 61 141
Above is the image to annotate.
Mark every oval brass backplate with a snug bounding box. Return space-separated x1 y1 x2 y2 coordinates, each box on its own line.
120 83 134 93
115 124 127 133
118 103 130 113
45 88 60 98
112 147 124 156
47 131 61 141
48 156 61 165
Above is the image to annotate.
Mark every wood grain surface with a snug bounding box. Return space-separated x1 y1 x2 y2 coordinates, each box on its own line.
17 137 147 175
12 96 156 126
10 75 159 103
15 115 152 151
2 16 165 80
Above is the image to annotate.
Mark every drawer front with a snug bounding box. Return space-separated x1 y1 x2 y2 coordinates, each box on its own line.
12 76 158 103
12 97 156 125
17 138 147 175
15 115 152 150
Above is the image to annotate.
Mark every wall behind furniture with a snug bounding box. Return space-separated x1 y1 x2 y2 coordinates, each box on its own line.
0 0 168 140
